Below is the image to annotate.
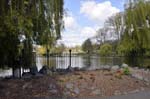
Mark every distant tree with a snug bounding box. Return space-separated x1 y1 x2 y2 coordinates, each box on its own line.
106 12 125 41
82 39 93 53
99 43 112 56
116 44 126 56
96 26 109 45
54 43 65 54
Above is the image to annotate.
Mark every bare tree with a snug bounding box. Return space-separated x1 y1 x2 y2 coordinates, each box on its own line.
106 12 125 41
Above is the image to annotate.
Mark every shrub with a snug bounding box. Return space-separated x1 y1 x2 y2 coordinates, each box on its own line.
123 67 130 75
117 44 126 56
99 43 112 56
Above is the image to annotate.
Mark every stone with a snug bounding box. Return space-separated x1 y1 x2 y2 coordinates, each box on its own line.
130 89 139 93
22 72 32 79
144 78 149 82
30 66 38 75
121 63 128 68
134 67 139 69
146 83 150 86
91 89 101 95
49 89 58 94
56 69 66 73
132 74 143 80
80 83 88 89
63 91 71 96
39 65 51 75
74 67 80 71
73 87 80 94
34 73 43 78
80 67 87 71
67 66 74 72
22 83 32 89
123 92 128 95
111 65 120 71
66 83 74 89
145 69 149 73
114 90 121 95
103 65 111 70
49 84 58 94
49 84 56 90
89 86 95 90
51 66 57 72
140 87 145 91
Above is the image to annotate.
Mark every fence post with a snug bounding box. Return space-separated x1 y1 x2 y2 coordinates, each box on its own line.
69 49 72 67
47 49 49 66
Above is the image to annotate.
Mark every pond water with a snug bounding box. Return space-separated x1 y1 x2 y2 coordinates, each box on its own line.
0 54 150 77
39 55 150 69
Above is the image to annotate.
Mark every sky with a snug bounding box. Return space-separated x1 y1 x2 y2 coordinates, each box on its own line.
58 0 125 47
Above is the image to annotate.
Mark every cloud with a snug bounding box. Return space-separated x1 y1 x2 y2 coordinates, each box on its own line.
60 26 97 47
59 32 84 47
81 27 96 38
61 0 121 47
62 15 101 47
64 15 77 30
62 13 84 47
80 1 120 25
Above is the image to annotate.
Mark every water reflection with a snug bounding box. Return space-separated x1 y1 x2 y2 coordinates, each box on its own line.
124 56 150 68
0 55 150 77
0 69 12 77
39 55 150 70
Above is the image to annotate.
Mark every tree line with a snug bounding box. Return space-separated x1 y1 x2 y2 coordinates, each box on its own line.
82 0 150 58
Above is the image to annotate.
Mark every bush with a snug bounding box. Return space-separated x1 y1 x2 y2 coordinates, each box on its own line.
117 44 126 56
123 67 130 75
145 50 150 57
99 43 112 56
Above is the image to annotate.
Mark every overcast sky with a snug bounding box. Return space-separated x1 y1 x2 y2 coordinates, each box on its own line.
58 0 125 47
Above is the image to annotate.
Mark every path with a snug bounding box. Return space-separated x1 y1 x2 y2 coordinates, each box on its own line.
36 91 150 99
96 91 150 99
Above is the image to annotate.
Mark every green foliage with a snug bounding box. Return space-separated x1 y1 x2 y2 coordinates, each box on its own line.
120 0 150 56
0 0 64 69
52 43 65 54
99 43 112 56
22 39 33 68
110 0 150 57
117 44 126 56
123 67 130 75
82 39 93 53
145 50 150 56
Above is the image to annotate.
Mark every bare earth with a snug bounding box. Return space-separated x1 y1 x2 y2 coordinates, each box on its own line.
0 70 150 99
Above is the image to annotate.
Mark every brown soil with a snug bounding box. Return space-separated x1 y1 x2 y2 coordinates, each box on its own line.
57 70 150 98
0 76 63 99
0 70 150 99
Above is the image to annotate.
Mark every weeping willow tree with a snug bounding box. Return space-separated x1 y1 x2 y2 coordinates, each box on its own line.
35 0 64 66
0 0 64 76
120 0 150 57
0 0 24 70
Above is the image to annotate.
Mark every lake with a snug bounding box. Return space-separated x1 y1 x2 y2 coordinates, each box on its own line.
0 54 150 77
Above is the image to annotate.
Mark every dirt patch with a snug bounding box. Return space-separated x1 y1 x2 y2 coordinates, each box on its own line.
57 70 150 98
0 70 150 98
0 76 63 99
